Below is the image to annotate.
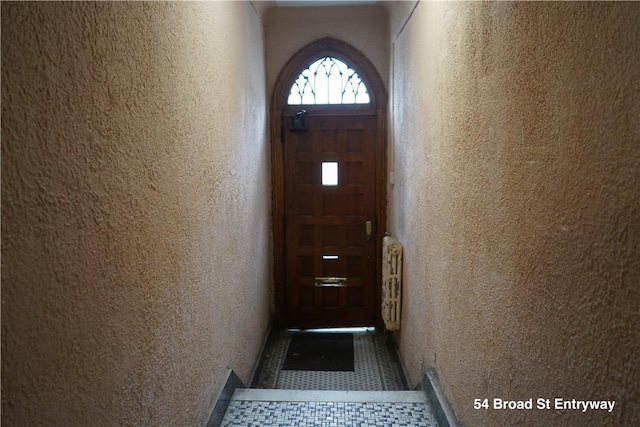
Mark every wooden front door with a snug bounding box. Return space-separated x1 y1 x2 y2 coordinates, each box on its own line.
284 111 377 328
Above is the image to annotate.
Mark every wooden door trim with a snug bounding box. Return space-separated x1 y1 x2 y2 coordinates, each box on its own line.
270 38 387 328
281 105 376 117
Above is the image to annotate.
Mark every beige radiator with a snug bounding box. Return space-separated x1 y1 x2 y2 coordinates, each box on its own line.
381 234 403 331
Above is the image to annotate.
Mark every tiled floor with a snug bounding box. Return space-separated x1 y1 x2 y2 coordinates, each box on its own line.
221 389 439 427
220 329 440 426
253 329 408 391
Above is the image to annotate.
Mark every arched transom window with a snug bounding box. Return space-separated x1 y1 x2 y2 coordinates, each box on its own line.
287 56 370 105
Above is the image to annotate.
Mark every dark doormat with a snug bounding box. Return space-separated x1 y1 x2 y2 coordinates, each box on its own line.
282 333 354 371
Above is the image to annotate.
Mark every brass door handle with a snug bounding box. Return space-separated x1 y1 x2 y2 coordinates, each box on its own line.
314 277 348 288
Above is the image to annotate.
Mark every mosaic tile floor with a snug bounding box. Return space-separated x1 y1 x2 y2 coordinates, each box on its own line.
221 389 439 427
253 329 407 391
221 331 440 426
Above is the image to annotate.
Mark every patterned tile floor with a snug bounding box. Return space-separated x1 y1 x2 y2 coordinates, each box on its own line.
221 390 438 427
221 329 440 426
252 329 408 391
221 400 438 427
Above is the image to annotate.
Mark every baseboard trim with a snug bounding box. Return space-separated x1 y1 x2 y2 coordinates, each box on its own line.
384 330 410 390
415 369 459 427
205 322 272 426
249 322 273 388
205 370 245 427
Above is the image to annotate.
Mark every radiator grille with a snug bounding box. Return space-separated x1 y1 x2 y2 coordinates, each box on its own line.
382 235 402 331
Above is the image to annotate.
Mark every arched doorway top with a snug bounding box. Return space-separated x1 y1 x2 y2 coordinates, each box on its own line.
272 38 386 110
287 56 371 105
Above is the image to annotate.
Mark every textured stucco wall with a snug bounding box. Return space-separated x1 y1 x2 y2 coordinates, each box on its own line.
265 4 389 96
389 2 639 426
2 2 270 426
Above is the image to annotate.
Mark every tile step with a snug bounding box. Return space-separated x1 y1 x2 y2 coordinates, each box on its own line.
221 389 438 426
231 388 428 403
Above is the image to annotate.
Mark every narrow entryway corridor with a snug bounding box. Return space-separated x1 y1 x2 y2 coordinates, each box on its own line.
3 2 638 426
220 330 440 426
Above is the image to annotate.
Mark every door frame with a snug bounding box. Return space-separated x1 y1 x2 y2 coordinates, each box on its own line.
270 37 387 328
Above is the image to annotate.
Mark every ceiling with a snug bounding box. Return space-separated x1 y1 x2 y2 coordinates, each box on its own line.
251 0 385 19
275 0 377 6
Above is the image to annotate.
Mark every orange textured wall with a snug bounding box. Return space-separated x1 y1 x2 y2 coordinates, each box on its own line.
2 2 270 425
389 2 639 426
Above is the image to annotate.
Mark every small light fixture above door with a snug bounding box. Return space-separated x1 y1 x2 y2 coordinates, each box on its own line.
290 109 307 132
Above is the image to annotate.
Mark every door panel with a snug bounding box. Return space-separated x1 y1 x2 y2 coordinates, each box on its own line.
284 114 377 327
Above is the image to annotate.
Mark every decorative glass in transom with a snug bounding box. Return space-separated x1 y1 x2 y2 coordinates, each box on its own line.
287 57 370 105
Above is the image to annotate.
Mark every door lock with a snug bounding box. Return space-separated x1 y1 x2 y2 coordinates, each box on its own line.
366 220 373 241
